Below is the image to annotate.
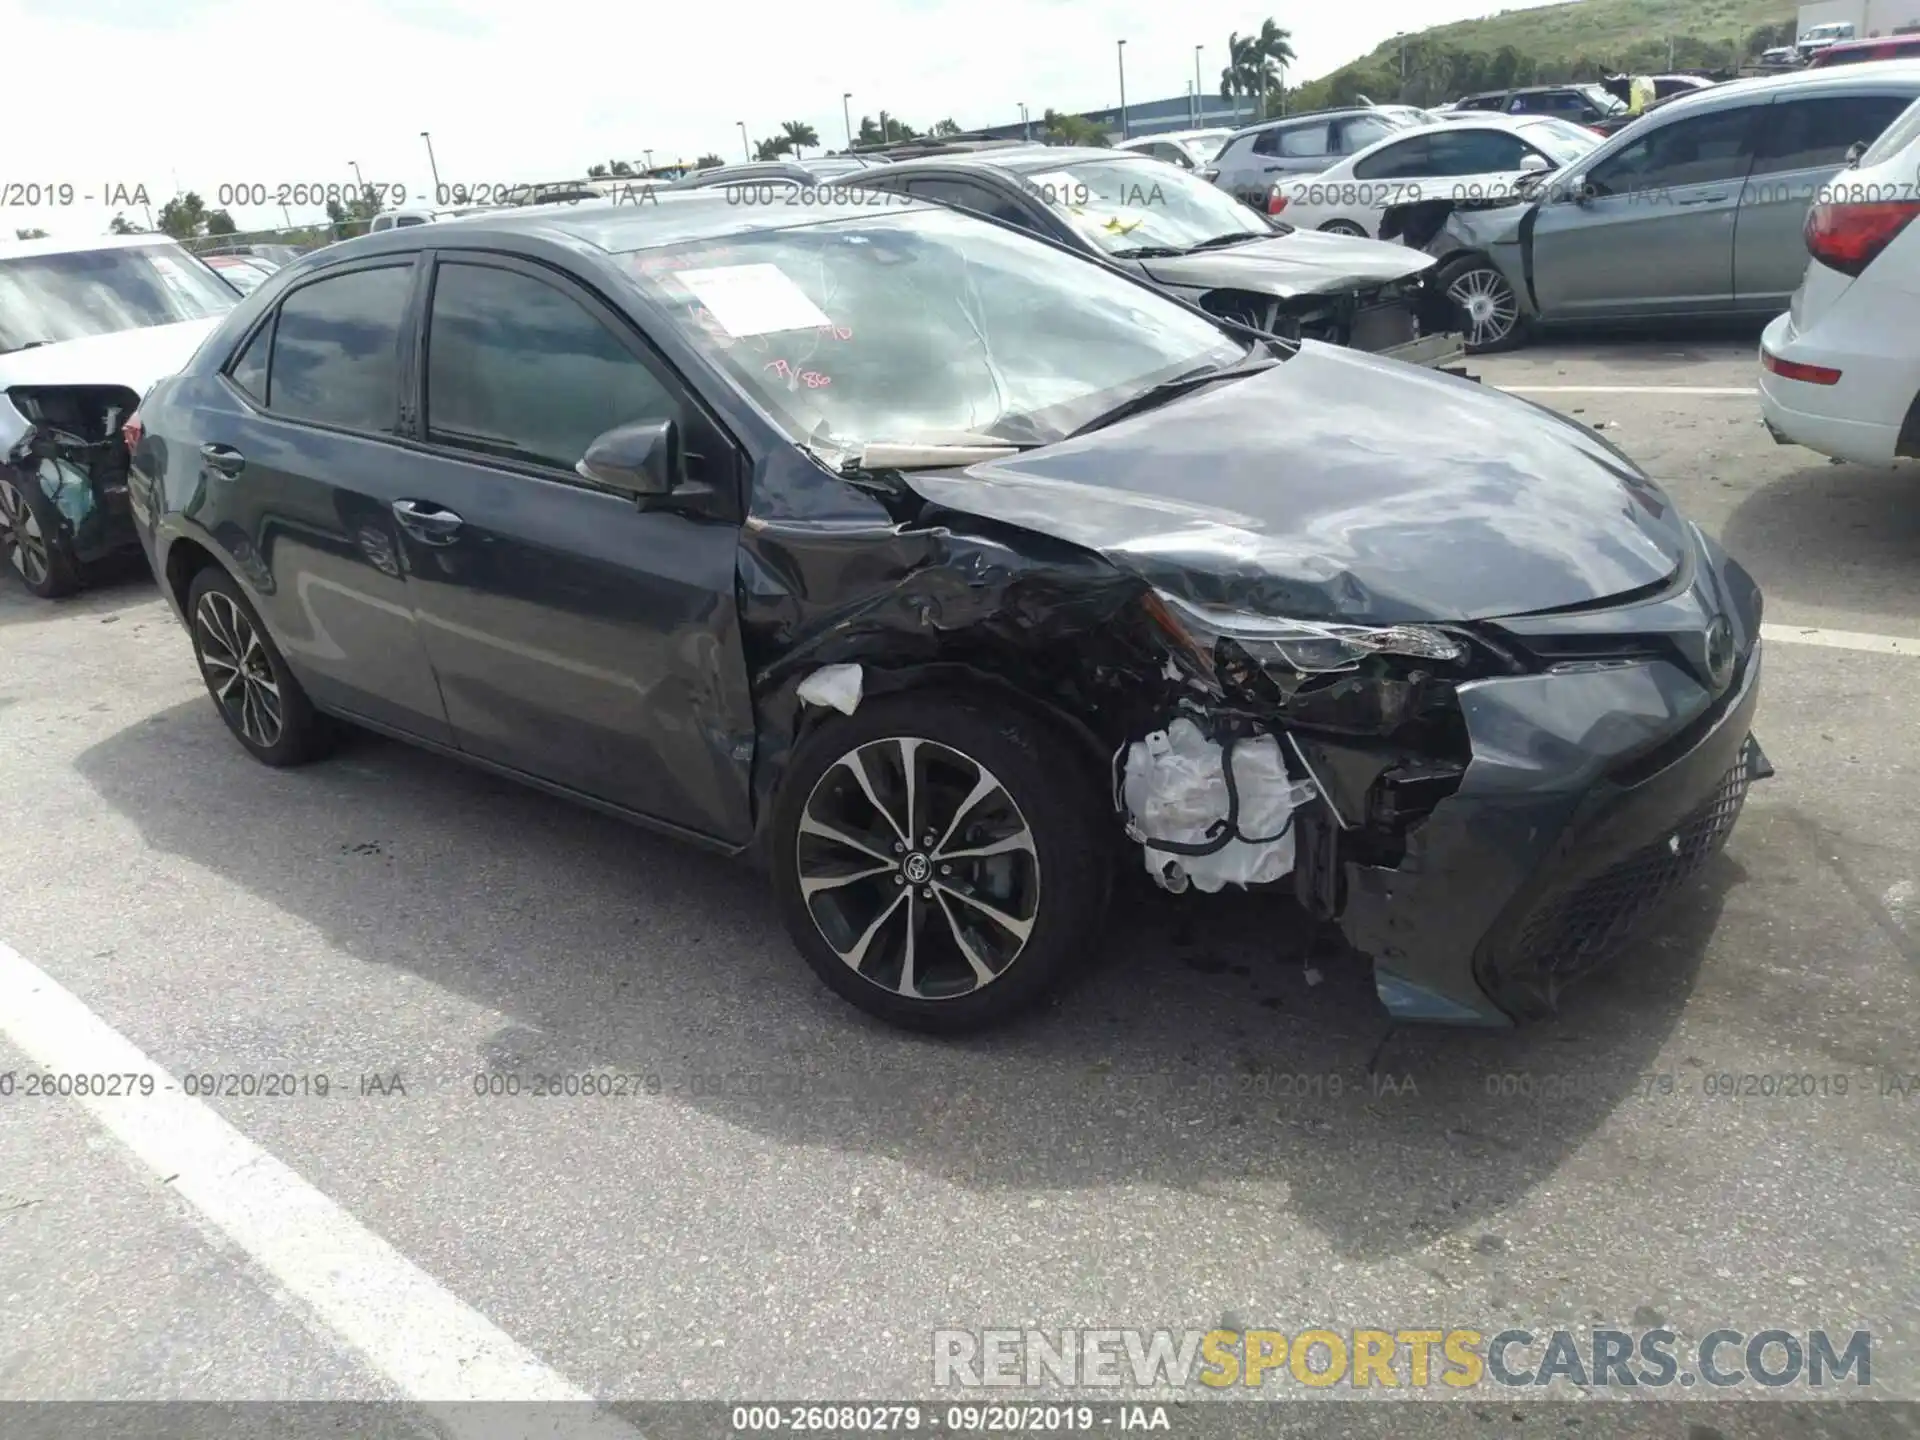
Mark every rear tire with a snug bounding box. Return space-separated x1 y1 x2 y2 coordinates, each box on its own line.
1319 219 1370 237
1437 254 1530 354
0 472 82 599
771 694 1110 1033
187 566 334 767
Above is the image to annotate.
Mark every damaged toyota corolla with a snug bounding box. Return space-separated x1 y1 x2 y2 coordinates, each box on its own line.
127 194 1769 1033
0 234 238 596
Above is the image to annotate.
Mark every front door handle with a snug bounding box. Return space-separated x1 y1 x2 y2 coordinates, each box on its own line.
1678 192 1730 205
200 443 245 477
391 498 464 543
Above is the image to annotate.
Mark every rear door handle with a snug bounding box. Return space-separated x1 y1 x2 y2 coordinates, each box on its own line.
391 498 464 543
200 443 245 477
1678 192 1730 205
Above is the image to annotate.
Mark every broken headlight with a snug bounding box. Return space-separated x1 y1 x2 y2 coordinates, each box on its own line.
1145 590 1464 677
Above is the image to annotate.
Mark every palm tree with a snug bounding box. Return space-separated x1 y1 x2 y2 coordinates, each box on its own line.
694 153 726 169
1221 21 1296 121
753 135 794 161
780 120 819 157
1255 19 1295 115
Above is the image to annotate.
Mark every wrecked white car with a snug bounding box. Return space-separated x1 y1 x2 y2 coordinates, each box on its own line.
0 235 236 597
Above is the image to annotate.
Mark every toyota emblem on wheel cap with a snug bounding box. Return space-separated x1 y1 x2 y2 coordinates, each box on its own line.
1705 615 1735 693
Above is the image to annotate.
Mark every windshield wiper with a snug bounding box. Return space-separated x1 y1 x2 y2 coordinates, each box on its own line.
1108 244 1190 259
1182 232 1267 252
0 340 53 354
1065 354 1278 440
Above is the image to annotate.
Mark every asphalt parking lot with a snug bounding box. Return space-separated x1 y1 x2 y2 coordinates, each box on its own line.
3 330 1918 1436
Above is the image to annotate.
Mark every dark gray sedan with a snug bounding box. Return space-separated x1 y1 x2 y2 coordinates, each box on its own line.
844 146 1463 364
125 193 1766 1034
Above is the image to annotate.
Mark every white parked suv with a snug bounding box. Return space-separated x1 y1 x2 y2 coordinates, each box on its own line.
1758 95 1920 465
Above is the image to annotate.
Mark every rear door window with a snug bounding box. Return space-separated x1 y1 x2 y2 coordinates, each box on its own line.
1751 93 1915 174
1352 136 1432 180
1274 122 1330 157
1424 128 1537 174
266 264 412 432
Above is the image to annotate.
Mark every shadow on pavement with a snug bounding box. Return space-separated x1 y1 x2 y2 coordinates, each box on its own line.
1721 457 1920 632
76 703 1728 1261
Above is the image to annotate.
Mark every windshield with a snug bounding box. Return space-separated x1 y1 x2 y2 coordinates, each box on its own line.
1017 158 1271 255
1524 119 1605 161
622 205 1245 453
0 243 237 352
1177 132 1232 164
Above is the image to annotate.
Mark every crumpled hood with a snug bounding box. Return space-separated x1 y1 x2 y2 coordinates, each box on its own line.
1135 228 1435 299
901 341 1690 624
0 316 223 396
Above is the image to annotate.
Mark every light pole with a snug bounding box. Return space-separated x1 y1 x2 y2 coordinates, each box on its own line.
349 160 366 197
737 121 750 161
643 148 654 171
880 108 890 143
1116 39 1129 139
420 132 443 204
1018 102 1029 141
842 92 854 149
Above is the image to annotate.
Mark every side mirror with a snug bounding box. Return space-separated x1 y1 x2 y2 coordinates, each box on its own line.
1844 140 1867 166
576 418 684 502
1559 172 1592 204
1518 153 1551 173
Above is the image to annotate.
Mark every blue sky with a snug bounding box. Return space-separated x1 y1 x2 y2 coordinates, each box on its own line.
4 0 1567 236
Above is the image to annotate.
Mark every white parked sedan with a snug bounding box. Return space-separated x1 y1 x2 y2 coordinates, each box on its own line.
1758 95 1920 465
1268 115 1602 237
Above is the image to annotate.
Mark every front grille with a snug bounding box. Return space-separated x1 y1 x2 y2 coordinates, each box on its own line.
1514 736 1758 981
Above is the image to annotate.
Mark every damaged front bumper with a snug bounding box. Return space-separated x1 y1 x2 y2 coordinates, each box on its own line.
0 388 142 568
1345 641 1766 1025
1117 533 1769 1027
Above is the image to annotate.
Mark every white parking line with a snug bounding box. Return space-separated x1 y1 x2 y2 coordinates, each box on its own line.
1502 385 1758 395
1761 623 1920 656
0 938 641 1435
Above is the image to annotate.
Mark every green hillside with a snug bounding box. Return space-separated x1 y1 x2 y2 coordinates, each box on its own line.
1290 0 1798 110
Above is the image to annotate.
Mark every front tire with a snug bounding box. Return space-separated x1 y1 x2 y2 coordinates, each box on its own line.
1437 255 1530 353
0 472 81 598
771 695 1110 1033
187 566 333 767
1319 219 1370 237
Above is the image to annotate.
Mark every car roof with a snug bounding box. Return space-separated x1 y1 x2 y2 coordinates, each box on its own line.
0 231 182 261
1818 35 1920 55
1120 128 1229 145
859 145 1148 176
299 191 953 262
1642 56 1920 112
1222 106 1382 139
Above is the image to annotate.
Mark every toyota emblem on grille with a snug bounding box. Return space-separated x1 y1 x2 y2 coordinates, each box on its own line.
1704 615 1735 692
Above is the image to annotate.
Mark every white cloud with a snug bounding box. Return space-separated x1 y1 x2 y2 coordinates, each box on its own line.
2 0 1563 237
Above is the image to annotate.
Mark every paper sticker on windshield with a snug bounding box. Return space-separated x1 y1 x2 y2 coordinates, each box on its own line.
676 264 832 337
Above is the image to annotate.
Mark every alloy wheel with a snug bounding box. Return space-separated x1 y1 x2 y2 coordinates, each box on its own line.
1446 265 1520 347
1321 220 1368 237
795 736 1041 1002
195 590 284 749
0 478 49 589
